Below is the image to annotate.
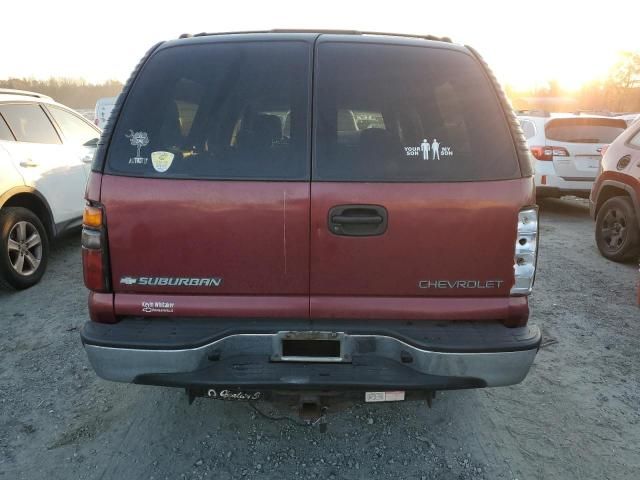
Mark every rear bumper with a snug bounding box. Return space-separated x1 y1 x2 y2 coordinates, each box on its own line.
81 318 541 391
537 186 592 198
534 162 594 196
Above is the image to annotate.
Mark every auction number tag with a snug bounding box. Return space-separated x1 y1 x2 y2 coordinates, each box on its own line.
365 391 405 402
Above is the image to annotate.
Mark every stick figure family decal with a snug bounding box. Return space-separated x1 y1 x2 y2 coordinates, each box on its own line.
405 138 454 160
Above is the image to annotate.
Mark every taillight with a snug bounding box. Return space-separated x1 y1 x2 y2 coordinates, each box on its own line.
82 203 110 292
511 207 538 296
83 205 102 228
596 146 610 176
530 146 569 161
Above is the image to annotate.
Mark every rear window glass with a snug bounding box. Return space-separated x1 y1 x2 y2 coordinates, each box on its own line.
106 41 311 180
629 128 640 148
519 119 536 139
313 43 519 182
0 104 61 144
545 118 627 144
48 106 99 146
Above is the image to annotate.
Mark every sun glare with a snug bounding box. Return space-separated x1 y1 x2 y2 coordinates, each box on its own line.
0 0 637 99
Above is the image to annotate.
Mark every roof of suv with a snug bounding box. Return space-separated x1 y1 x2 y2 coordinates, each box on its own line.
0 89 55 104
175 29 453 42
161 30 467 53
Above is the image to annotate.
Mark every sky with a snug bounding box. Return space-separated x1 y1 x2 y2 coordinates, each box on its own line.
1 0 638 91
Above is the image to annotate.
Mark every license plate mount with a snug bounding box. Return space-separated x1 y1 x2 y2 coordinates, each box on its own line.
271 331 348 363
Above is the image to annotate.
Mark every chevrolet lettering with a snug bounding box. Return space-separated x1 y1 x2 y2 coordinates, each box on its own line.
418 280 505 289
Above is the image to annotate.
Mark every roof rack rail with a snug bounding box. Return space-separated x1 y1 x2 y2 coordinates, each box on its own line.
189 30 272 38
359 31 452 42
0 88 52 100
270 29 362 35
178 29 453 43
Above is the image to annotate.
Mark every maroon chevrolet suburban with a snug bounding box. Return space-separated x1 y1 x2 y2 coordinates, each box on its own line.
80 31 540 417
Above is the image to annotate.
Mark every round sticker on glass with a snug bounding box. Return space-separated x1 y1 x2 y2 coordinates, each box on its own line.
151 151 174 172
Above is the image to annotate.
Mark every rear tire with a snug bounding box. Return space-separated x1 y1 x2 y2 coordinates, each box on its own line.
0 207 50 290
595 196 640 262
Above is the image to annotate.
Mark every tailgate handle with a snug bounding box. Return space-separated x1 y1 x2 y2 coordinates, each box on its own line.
328 205 388 236
332 215 383 225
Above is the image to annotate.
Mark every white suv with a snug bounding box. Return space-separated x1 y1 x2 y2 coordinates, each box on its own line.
0 89 100 289
517 112 627 198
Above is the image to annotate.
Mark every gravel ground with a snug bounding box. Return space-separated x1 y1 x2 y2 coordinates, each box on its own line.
1 197 638 480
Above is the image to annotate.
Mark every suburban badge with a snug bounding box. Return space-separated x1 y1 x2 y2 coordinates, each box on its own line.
119 276 223 287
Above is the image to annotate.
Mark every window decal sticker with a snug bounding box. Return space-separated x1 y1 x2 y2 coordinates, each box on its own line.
151 151 174 172
405 138 454 160
125 130 150 165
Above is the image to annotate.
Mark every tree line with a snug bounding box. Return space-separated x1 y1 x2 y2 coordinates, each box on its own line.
507 51 640 113
2 51 639 114
0 78 123 109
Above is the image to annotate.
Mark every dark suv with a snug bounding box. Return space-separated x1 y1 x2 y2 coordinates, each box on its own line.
80 31 541 414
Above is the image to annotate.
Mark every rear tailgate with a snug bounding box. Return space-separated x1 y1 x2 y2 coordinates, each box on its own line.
545 117 627 180
98 38 314 319
310 38 534 322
